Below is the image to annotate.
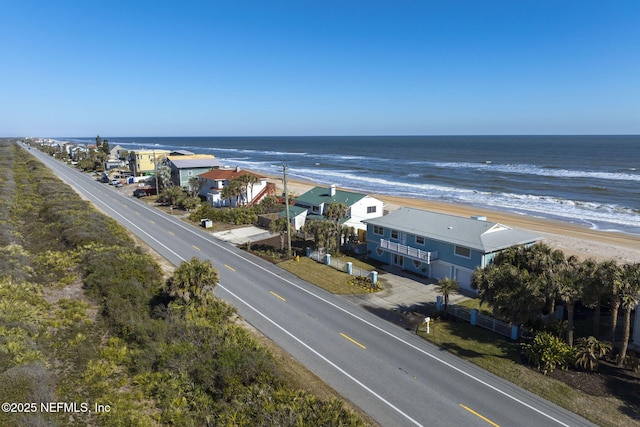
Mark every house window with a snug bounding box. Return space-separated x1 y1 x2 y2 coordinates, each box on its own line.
312 205 320 213
391 229 398 239
455 245 471 258
415 236 425 245
367 206 377 214
373 225 383 236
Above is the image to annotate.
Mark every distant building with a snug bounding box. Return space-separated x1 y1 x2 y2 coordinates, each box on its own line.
128 149 170 176
198 167 272 207
165 154 223 189
364 207 541 291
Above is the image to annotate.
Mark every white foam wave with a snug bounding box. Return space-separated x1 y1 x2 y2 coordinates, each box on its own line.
413 161 640 182
289 167 640 232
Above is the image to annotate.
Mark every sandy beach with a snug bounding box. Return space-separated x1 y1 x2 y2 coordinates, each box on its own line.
270 175 640 264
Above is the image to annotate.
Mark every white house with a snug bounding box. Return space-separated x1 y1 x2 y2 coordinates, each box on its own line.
197 167 272 207
283 185 384 240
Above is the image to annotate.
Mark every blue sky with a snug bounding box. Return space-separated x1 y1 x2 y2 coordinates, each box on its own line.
1 1 639 137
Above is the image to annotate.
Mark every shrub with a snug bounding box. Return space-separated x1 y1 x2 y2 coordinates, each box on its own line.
521 332 574 375
622 355 640 373
348 276 381 292
573 336 611 372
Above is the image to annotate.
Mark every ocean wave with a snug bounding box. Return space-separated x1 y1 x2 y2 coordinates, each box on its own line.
287 167 640 233
407 161 640 182
210 147 308 157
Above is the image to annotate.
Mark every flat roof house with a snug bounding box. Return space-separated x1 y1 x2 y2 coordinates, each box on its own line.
166 154 223 189
364 207 541 291
128 149 170 176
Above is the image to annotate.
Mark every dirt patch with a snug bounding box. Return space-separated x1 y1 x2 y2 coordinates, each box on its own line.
548 358 640 414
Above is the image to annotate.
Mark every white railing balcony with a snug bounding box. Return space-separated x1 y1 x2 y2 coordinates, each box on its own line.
380 239 437 263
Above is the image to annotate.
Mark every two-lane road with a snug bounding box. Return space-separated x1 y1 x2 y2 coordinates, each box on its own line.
26 145 597 427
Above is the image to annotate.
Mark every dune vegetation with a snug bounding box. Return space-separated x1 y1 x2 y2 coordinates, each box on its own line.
0 140 366 426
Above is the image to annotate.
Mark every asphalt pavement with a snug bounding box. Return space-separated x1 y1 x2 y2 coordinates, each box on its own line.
24 144 600 427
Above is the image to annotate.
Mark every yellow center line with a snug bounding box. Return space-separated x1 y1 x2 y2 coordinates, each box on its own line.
135 211 140 215
340 333 366 349
192 245 200 251
150 220 155 224
459 404 500 427
270 291 286 301
224 264 236 271
168 231 175 235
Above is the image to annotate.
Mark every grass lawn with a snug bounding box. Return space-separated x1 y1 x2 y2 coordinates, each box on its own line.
270 249 636 427
277 257 380 295
417 318 636 427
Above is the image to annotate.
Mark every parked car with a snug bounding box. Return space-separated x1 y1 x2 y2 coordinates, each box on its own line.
110 179 120 185
133 187 156 197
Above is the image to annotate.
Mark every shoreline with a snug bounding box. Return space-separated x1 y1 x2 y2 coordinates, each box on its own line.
264 173 640 264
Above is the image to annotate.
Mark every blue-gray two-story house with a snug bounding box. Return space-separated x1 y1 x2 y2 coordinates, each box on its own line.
363 207 541 292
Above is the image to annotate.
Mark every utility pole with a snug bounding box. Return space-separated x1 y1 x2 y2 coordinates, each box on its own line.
283 161 292 257
154 150 159 195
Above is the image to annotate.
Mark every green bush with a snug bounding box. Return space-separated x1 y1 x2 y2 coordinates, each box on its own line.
521 332 575 375
573 336 611 372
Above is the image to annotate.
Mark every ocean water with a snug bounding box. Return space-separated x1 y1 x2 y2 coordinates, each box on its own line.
67 135 640 235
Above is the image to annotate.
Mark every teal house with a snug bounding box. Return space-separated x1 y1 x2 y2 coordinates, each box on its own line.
363 207 541 292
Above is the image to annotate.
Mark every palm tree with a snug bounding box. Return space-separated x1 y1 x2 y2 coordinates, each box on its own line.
582 259 617 338
436 277 459 313
237 174 259 206
472 262 545 326
221 179 243 207
529 243 566 317
162 185 184 208
166 257 219 304
557 256 582 346
617 263 640 365
269 217 292 252
609 266 625 346
324 202 349 255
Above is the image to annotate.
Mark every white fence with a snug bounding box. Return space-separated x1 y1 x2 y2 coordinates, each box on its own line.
308 249 373 279
441 299 519 340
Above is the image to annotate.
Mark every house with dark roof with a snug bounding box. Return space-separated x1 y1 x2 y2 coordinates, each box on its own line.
363 207 541 291
283 185 384 239
166 154 223 189
197 167 272 207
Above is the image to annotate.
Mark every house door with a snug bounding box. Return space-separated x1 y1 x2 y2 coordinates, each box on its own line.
392 254 404 267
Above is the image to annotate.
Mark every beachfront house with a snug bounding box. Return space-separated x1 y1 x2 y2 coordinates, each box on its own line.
128 149 170 176
197 167 272 207
283 185 384 240
165 154 223 189
363 207 541 292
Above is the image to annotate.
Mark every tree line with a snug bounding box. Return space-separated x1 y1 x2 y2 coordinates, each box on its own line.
471 243 640 371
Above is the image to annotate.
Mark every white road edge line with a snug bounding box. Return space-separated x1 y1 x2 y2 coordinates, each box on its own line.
47 157 571 427
217 283 423 427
